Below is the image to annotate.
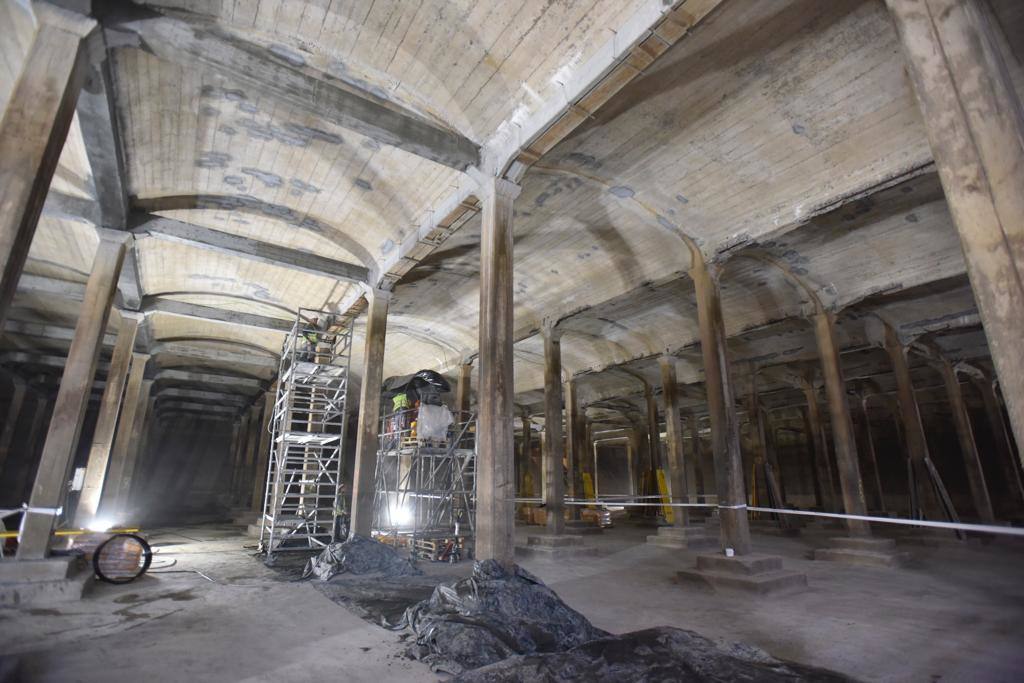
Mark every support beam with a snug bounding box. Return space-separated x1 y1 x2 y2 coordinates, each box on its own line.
938 361 995 523
99 353 149 521
971 375 1024 515
18 235 127 559
13 397 51 502
882 325 952 520
75 313 140 527
0 375 28 475
77 29 129 229
0 5 95 330
102 6 478 170
349 290 390 537
645 385 661 481
143 297 292 332
117 380 154 515
691 258 750 554
455 361 472 417
813 311 871 536
887 0 1024 458
800 380 837 512
134 216 369 284
856 394 887 513
250 387 277 515
474 177 520 565
541 325 565 535
564 378 583 514
659 356 689 526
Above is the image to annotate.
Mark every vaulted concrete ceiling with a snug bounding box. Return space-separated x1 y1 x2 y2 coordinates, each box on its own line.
2 0 1021 418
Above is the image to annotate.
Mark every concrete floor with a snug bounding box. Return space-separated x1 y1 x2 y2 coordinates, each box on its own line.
1 521 1022 682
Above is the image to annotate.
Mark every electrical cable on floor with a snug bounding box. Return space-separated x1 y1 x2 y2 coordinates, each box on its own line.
146 567 265 587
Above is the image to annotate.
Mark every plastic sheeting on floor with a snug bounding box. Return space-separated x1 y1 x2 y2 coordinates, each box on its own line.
392 559 608 674
393 560 854 681
303 535 421 581
455 625 855 682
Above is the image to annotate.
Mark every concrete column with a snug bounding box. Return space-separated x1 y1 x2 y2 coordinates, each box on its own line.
800 382 836 511
882 325 947 519
228 411 251 501
455 361 472 417
627 428 639 496
687 415 704 495
691 258 750 554
474 176 520 565
0 375 28 475
644 386 660 480
518 413 532 497
659 356 689 527
856 395 887 513
349 289 390 537
682 414 699 503
972 376 1024 513
887 0 1024 457
748 378 787 516
75 313 139 526
249 387 278 514
99 352 149 520
239 402 263 507
0 5 95 329
939 362 995 522
564 378 585 518
14 397 50 501
541 325 565 534
18 235 127 558
813 310 871 536
116 380 153 515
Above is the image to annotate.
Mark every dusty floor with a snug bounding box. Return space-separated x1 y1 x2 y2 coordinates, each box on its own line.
0 521 1022 682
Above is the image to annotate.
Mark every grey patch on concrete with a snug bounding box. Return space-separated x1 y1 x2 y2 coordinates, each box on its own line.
238 101 258 114
564 152 601 169
905 213 919 223
189 194 330 234
223 175 245 187
290 179 321 195
380 239 395 255
792 122 807 135
224 89 246 102
362 138 382 152
196 151 232 169
268 44 306 67
218 125 237 136
199 105 219 117
242 167 284 188
236 119 343 147
676 194 689 204
656 215 678 233
608 186 635 198
354 178 373 191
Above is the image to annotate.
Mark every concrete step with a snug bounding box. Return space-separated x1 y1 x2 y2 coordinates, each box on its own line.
527 534 583 548
677 567 807 594
0 557 93 606
695 553 783 576
829 536 897 552
646 535 716 550
515 543 599 559
813 547 909 568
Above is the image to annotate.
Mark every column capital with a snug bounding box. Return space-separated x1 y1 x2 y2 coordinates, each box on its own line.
471 172 522 202
540 317 562 341
33 1 97 38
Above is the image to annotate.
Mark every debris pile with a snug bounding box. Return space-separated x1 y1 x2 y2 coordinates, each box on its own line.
393 559 608 674
303 535 421 581
456 626 854 682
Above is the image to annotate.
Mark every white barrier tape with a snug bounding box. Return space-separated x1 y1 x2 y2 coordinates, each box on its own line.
23 506 62 516
718 504 748 510
746 506 1024 538
510 498 1024 538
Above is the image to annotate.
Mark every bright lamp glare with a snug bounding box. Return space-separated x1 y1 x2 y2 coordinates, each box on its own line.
87 518 114 532
390 505 412 527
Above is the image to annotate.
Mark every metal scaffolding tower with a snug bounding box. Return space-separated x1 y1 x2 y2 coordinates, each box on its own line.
259 309 352 562
372 409 476 559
